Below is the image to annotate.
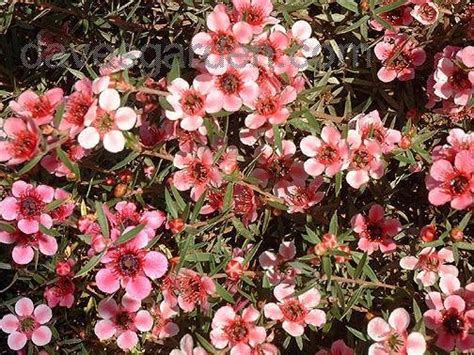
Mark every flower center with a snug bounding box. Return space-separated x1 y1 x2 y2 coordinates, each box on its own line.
191 162 209 183
225 318 249 343
442 309 465 335
94 110 115 134
418 3 438 21
213 32 236 55
115 311 133 330
288 187 310 207
65 93 91 126
418 253 440 271
281 299 307 322
181 90 205 116
20 317 38 334
118 254 141 277
256 96 278 116
318 145 338 164
217 72 241 95
30 96 53 118
53 278 75 296
386 332 404 352
352 149 371 169
19 193 44 217
177 274 202 304
233 185 254 216
11 130 38 159
241 5 264 25
449 174 469 195
452 69 471 91
365 223 384 241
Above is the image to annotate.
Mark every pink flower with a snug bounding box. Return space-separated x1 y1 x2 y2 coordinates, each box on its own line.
411 1 439 25
0 180 55 234
315 339 354 355
351 204 401 255
173 147 223 201
95 241 168 300
400 247 458 287
60 78 94 137
346 132 385 189
0 117 40 166
367 308 426 355
424 293 474 352
94 295 153 351
427 150 474 210
41 139 87 177
191 4 252 75
200 64 259 113
300 126 349 177
78 84 137 153
210 305 266 355
433 46 474 106
170 334 208 355
259 241 297 285
9 88 63 125
99 50 142 76
165 78 215 131
264 283 326 337
0 298 52 351
150 301 179 340
50 188 75 222
44 277 75 308
374 33 426 82
350 110 401 154
0 228 57 265
231 0 277 34
174 268 216 312
245 86 296 129
250 30 291 78
369 6 413 31
274 177 324 214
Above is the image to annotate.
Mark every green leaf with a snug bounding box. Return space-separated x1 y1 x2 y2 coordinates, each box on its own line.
455 242 474 251
329 213 338 234
165 188 179 218
215 282 234 303
232 217 255 241
75 251 105 278
16 154 44 176
458 212 472 230
0 222 16 233
116 224 145 245
354 252 367 279
167 57 181 82
337 0 359 13
56 147 81 179
337 15 370 34
95 202 109 238
53 102 65 127
272 125 283 154
322 256 332 279
110 151 140 171
375 0 407 15
222 183 234 211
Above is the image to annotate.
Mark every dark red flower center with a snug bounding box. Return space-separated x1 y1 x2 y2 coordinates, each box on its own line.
10 130 38 159
365 223 384 241
115 311 133 330
233 185 254 216
20 317 38 334
118 253 141 277
191 162 209 183
288 187 310 207
452 70 471 91
217 72 241 95
418 3 438 22
225 318 249 343
213 32 236 55
256 96 278 116
442 309 465 335
241 5 264 25
449 174 469 195
281 299 307 322
65 93 91 126
30 96 53 118
177 274 202 304
418 253 440 271
318 145 338 164
19 192 45 217
181 90 205 116
352 150 371 169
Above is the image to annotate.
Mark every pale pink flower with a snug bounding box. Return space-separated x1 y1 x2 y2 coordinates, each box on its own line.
231 0 277 34
0 180 55 234
44 277 75 308
9 88 63 125
191 4 252 75
400 247 458 287
367 308 426 355
60 78 94 137
0 298 52 351
351 204 401 255
315 339 354 355
170 334 208 355
350 110 401 154
374 33 426 82
174 268 215 312
274 177 324 214
94 295 153 351
210 305 266 355
173 146 223 201
0 229 57 265
424 292 474 352
200 64 259 113
411 1 439 25
300 126 349 177
95 239 168 300
78 84 137 153
259 240 297 285
245 86 296 128
427 150 474 210
99 50 142 76
264 283 326 337
0 117 40 166
150 300 179 340
165 77 215 131
346 131 385 189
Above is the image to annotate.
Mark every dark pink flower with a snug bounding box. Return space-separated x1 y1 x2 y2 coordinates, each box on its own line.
351 204 401 255
411 1 439 25
264 283 326 337
0 298 52 351
0 117 40 166
316 339 354 355
274 177 324 214
259 241 297 285
231 0 277 34
210 305 266 355
60 78 94 137
94 295 153 351
44 277 75 308
9 88 63 125
150 300 179 340
0 229 57 265
0 180 55 234
174 268 215 312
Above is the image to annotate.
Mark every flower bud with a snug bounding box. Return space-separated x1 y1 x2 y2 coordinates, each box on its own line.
420 224 437 242
450 228 464 241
